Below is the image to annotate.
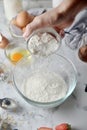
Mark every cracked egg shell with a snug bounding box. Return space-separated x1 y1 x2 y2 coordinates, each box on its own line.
0 34 9 49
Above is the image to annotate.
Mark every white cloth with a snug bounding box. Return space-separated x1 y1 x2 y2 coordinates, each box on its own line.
64 9 87 49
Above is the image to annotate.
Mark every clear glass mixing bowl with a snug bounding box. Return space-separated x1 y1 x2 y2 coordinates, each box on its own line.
13 54 77 108
27 27 61 56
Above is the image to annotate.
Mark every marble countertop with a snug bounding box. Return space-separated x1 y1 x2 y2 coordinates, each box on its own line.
0 1 87 130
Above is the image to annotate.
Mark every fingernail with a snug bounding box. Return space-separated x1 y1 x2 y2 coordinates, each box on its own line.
59 30 65 38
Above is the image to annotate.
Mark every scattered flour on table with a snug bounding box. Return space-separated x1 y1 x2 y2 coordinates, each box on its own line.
23 71 68 102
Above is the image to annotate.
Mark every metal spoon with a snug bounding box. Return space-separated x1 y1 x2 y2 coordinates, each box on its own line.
0 98 17 110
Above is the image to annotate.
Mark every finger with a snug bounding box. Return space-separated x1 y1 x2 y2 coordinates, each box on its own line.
23 17 43 39
23 23 33 39
54 26 65 37
59 29 65 37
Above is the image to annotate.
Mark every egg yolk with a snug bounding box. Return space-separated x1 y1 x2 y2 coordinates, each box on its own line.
10 52 23 62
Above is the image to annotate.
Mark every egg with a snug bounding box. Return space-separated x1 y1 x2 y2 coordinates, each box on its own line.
0 33 9 49
10 52 23 62
16 10 34 28
9 47 30 63
78 45 87 62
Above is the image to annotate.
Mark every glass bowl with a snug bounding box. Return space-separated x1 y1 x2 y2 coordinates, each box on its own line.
27 27 61 56
13 54 77 108
4 40 30 64
9 17 23 38
9 22 61 56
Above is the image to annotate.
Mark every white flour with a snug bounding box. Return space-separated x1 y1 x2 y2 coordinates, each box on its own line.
23 71 68 102
28 32 59 56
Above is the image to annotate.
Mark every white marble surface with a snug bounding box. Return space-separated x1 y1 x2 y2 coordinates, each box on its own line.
0 1 87 130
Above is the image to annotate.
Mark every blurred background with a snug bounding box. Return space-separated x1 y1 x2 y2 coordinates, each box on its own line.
22 0 52 9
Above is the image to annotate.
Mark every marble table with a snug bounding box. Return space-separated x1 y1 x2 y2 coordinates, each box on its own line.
0 1 87 130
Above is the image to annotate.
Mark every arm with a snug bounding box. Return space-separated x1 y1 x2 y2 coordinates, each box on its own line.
23 0 87 38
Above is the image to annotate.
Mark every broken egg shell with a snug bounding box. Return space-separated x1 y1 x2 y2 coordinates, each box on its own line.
78 45 87 62
0 34 9 49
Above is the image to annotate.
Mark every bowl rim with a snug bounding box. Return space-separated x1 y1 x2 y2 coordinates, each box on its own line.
26 27 62 56
13 53 77 106
9 17 23 38
4 41 29 64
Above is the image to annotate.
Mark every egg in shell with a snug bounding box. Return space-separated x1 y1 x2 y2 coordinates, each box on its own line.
10 10 35 34
16 10 34 28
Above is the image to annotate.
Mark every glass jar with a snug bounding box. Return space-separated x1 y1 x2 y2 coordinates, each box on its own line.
3 0 23 21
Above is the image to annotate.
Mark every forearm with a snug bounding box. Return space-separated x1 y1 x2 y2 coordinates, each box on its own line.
43 0 87 27
58 0 87 17
38 0 87 25
23 0 87 38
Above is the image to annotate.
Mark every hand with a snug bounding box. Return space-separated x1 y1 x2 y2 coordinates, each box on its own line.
23 10 72 38
23 0 87 39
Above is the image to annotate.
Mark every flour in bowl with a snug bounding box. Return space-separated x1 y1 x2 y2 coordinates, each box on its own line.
23 71 68 103
28 32 59 56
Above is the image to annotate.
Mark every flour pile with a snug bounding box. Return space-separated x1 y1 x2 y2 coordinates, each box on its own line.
28 32 59 56
23 71 68 102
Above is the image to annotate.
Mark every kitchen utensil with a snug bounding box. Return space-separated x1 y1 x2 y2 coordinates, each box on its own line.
0 98 17 110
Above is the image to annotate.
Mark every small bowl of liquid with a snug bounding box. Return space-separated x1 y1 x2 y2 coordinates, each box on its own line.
5 40 30 64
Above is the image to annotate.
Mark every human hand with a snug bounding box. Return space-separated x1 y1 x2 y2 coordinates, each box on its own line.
23 8 73 39
23 0 87 39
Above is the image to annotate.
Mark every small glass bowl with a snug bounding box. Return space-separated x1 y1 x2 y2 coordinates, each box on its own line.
13 54 77 108
27 27 61 56
4 40 30 64
9 17 23 38
9 25 61 56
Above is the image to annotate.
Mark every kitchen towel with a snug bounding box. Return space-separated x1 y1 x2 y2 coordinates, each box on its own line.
64 9 87 50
